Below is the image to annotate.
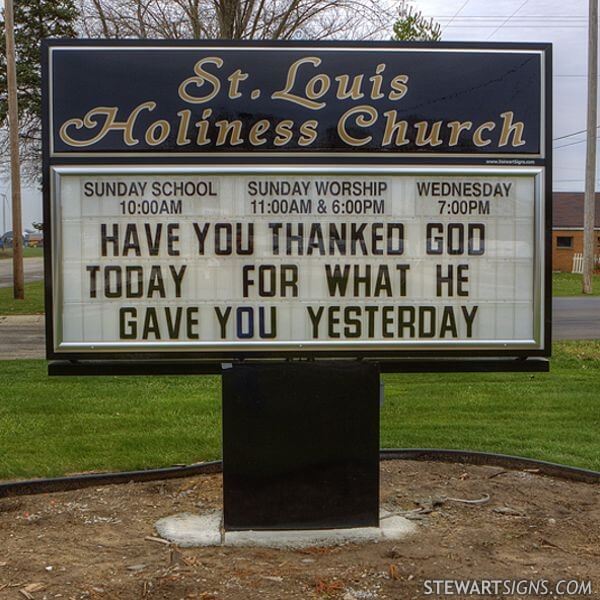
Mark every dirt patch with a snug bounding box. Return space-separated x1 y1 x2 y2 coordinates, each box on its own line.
0 460 599 599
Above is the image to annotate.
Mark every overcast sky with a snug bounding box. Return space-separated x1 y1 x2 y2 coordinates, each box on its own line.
0 0 596 231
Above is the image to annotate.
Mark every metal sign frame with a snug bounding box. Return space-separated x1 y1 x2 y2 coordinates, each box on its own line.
42 39 552 369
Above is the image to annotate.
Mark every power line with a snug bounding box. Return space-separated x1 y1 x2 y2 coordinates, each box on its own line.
554 126 600 142
489 0 559 40
554 135 600 150
441 0 471 33
435 15 587 20
439 24 587 29
433 10 586 31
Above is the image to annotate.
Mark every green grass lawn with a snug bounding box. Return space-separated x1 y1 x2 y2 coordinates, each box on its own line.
0 341 598 480
552 272 600 296
0 247 44 260
0 281 45 315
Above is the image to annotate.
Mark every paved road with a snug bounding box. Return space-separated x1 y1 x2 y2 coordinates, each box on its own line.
0 298 597 360
0 315 45 359
0 257 44 288
552 297 600 340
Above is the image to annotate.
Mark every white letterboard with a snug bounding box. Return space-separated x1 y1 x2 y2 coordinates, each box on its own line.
51 166 544 353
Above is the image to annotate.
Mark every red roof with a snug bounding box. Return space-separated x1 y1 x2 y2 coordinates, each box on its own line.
553 192 600 228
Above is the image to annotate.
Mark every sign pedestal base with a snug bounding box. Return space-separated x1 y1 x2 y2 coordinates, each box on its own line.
155 509 418 548
222 361 380 531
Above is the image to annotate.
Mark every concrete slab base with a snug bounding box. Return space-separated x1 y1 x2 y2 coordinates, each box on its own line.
155 512 222 548
155 510 417 549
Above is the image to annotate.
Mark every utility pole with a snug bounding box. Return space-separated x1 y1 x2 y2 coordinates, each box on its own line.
4 0 24 299
583 0 598 294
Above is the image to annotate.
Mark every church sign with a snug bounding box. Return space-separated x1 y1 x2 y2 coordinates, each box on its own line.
42 41 551 362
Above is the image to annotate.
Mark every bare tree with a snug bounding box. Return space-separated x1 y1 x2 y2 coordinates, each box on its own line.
78 0 399 42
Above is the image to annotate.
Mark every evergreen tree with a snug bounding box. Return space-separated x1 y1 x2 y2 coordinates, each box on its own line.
393 3 441 42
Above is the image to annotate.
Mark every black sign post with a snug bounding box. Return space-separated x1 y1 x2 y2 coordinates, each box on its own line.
223 362 380 530
43 40 551 532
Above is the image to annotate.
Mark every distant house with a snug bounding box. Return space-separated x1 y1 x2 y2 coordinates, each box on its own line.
552 192 600 272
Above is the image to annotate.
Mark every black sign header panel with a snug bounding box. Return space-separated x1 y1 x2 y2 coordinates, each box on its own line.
48 42 544 158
